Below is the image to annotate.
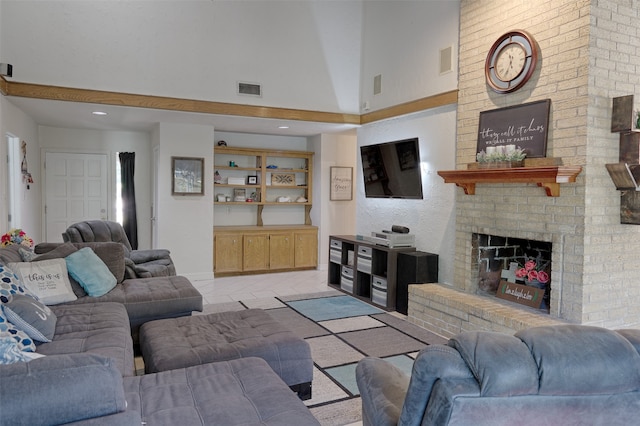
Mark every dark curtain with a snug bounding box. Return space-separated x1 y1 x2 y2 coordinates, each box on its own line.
119 152 138 249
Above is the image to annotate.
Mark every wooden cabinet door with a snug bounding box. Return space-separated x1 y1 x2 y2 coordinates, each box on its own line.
243 234 269 271
214 233 243 273
269 233 294 270
295 231 318 268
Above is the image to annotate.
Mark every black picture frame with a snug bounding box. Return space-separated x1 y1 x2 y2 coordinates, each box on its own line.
248 175 258 185
171 157 204 195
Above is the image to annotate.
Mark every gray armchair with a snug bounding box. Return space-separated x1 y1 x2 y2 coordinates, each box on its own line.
62 220 176 278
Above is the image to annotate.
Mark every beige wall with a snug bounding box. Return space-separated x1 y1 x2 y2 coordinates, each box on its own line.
455 0 640 328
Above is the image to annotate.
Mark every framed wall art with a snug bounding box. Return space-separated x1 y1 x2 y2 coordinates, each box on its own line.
477 99 551 158
171 157 204 195
330 166 353 201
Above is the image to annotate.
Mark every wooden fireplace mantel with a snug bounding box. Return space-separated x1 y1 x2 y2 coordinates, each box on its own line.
437 166 583 197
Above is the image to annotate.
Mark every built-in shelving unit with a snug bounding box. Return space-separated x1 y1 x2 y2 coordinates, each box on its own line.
437 166 582 197
214 146 313 225
213 146 317 276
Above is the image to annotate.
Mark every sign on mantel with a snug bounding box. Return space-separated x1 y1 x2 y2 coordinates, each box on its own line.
477 99 551 158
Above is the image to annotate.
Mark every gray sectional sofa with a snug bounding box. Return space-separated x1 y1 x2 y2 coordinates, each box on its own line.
0 243 320 425
1 302 319 425
2 241 203 341
357 324 640 426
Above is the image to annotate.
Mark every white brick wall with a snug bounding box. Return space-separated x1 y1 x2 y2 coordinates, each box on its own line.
424 0 640 331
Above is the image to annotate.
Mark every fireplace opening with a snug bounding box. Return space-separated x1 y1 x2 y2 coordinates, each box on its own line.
473 233 551 311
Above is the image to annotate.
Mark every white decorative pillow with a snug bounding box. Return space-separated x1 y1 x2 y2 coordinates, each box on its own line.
8 259 77 305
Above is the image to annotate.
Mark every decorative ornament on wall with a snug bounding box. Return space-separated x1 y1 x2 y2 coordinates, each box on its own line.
20 140 33 190
485 29 539 94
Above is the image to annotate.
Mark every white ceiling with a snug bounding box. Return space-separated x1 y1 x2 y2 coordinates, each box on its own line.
7 95 359 137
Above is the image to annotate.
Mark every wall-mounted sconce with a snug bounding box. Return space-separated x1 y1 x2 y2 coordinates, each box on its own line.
0 63 13 78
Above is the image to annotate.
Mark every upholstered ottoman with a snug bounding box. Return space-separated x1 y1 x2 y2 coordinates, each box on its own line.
139 309 313 399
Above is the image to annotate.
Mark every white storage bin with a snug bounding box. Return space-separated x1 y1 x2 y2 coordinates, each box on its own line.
341 266 354 293
341 265 354 279
372 275 388 306
330 248 342 264
357 245 372 273
357 257 372 274
372 275 387 290
341 278 353 294
372 287 387 306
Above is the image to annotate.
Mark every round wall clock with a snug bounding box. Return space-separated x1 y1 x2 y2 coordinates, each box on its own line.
485 30 538 93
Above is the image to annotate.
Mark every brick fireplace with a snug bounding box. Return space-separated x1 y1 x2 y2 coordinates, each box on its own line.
407 1 640 338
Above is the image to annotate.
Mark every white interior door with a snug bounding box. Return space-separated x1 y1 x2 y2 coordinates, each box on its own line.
44 152 108 242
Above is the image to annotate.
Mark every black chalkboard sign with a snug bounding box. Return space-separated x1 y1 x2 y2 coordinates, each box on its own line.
477 99 551 158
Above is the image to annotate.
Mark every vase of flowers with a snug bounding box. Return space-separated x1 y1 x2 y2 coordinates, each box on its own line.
1 228 34 248
515 256 550 309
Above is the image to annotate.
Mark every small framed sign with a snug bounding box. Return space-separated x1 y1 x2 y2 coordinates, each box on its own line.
330 166 353 201
248 175 258 185
495 280 544 309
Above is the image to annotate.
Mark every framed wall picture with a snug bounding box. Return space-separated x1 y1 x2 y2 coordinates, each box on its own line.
330 166 353 201
171 157 204 195
248 175 258 185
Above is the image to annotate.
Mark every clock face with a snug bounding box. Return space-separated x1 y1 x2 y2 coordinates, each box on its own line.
485 30 538 93
495 43 527 82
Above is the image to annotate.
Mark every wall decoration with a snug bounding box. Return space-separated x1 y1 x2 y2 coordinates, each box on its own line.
271 173 295 186
171 157 204 195
20 140 33 189
477 99 550 158
485 30 539 94
611 95 635 133
330 166 353 201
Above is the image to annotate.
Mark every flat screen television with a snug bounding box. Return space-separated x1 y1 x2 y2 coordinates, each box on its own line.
360 137 423 199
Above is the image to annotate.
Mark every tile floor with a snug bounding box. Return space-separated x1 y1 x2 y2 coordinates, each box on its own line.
192 269 331 305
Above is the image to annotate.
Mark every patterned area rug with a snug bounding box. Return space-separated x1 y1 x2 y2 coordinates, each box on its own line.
199 289 448 426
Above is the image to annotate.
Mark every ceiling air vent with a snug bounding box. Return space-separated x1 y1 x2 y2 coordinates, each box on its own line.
238 82 262 97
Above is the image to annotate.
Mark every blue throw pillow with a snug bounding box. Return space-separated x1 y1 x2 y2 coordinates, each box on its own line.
65 248 117 297
0 264 37 304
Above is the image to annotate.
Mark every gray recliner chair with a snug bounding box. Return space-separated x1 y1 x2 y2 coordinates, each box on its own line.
356 324 640 426
62 220 176 278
